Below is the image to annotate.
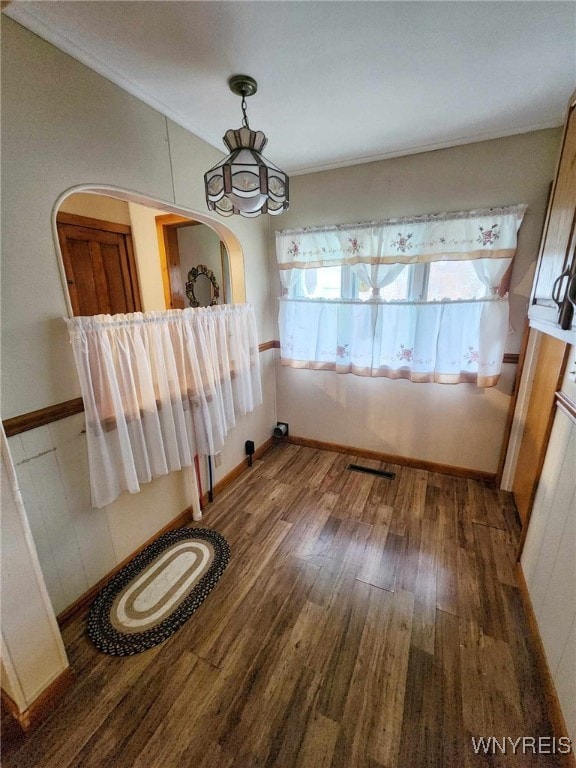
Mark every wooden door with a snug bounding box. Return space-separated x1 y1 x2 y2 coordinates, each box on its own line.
57 213 141 316
512 331 568 527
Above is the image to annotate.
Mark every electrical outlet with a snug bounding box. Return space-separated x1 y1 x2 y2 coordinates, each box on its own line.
214 452 222 468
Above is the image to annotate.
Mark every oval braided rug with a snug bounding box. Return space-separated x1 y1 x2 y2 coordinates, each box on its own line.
88 527 230 656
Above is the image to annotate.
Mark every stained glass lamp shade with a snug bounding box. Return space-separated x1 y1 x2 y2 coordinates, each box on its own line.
204 76 289 218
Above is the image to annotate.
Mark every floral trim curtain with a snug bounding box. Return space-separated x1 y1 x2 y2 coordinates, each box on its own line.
279 296 508 385
66 304 262 509
276 205 526 386
276 205 526 271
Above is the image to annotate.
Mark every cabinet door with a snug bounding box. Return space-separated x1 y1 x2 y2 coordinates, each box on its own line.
513 332 568 527
529 95 576 341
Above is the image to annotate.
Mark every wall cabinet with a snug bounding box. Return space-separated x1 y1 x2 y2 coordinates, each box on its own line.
529 92 576 343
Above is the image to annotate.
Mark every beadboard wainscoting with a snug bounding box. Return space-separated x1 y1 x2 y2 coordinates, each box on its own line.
6 421 264 619
7 414 190 616
521 401 576 744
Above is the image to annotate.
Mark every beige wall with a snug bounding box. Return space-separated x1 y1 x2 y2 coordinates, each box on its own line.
0 17 276 696
59 191 131 225
273 129 562 473
127 201 169 311
1 23 173 415
1 17 275 461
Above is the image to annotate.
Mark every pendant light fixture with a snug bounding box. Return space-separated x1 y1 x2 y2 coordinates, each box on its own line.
204 75 289 218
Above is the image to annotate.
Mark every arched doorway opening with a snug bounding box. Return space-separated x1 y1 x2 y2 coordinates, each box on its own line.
52 185 246 318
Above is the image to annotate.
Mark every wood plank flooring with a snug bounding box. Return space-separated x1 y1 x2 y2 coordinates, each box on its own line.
2 444 570 767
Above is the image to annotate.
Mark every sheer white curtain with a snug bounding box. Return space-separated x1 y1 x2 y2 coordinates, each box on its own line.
351 262 407 298
278 296 506 385
276 205 526 387
471 256 513 296
372 299 509 385
66 304 262 509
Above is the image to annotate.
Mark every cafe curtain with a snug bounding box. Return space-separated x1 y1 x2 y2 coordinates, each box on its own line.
276 205 526 386
66 304 262 509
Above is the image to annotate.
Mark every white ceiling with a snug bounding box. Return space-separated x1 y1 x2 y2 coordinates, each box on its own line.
4 1 576 174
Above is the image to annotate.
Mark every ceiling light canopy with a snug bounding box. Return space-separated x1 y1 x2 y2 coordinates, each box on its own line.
204 75 289 218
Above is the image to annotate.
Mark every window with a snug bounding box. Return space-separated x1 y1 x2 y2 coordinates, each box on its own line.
426 260 487 301
276 205 526 386
295 261 487 302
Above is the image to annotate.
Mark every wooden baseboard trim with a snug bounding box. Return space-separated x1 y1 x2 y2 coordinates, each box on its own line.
283 434 496 484
515 563 575 765
57 506 194 628
2 666 75 733
201 437 275 506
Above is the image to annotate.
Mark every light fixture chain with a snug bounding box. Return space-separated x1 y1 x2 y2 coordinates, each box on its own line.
241 94 250 129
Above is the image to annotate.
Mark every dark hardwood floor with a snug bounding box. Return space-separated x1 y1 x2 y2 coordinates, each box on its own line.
2 444 568 767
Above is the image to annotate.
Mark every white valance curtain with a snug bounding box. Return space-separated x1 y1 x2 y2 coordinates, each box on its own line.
66 304 262 509
276 205 525 270
276 205 526 386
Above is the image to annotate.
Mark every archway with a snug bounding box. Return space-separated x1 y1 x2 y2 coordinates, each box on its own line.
52 184 246 317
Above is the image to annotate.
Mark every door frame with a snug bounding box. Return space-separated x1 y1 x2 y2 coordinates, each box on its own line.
156 215 229 310
155 214 196 309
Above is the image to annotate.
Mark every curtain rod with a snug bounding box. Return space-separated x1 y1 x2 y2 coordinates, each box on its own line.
275 204 527 237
